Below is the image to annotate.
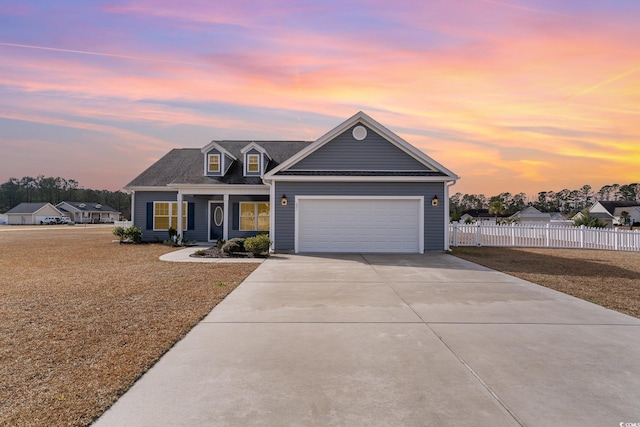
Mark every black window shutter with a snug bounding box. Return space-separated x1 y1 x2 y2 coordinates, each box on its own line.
232 203 239 230
146 203 153 230
187 202 195 230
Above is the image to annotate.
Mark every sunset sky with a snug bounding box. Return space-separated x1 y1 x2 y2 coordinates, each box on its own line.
1 0 639 197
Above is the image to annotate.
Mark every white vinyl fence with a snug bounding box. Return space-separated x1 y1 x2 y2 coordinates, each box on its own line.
114 220 133 228
449 223 640 252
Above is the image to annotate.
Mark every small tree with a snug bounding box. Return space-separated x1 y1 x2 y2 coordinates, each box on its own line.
488 201 506 223
573 210 606 228
112 226 126 242
620 211 630 226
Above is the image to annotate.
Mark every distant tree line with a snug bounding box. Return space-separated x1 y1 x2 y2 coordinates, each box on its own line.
450 183 640 221
0 176 131 219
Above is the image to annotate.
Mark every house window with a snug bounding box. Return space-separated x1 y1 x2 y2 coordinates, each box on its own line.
247 154 260 173
208 154 220 173
154 202 187 230
239 202 269 231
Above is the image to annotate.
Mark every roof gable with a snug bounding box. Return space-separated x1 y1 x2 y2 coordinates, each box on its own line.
5 202 56 215
200 141 237 160
592 201 640 215
265 111 458 180
57 201 119 212
241 142 272 159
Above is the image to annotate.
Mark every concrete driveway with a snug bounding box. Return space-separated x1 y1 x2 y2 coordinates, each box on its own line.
94 253 640 426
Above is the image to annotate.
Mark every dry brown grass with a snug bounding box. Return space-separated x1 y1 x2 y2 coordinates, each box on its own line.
452 246 640 318
0 226 259 426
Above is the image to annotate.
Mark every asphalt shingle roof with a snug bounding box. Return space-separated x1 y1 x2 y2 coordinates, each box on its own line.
59 201 119 212
598 201 640 215
5 202 51 214
126 141 312 188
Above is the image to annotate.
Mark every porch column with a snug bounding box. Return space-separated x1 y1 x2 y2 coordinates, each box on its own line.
130 191 135 223
176 191 184 241
269 182 275 253
223 194 229 241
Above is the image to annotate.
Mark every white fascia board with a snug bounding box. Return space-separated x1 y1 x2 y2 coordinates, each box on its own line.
359 114 460 179
125 186 179 192
296 195 424 201
34 203 62 216
240 142 272 160
264 111 459 181
265 111 366 178
200 141 238 160
56 201 77 212
167 184 270 195
265 175 457 183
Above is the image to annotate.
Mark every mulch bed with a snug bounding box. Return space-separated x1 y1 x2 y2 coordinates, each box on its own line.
451 246 640 319
0 227 259 426
190 246 265 258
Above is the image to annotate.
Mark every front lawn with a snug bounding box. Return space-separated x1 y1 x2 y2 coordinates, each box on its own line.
0 227 259 426
452 246 640 319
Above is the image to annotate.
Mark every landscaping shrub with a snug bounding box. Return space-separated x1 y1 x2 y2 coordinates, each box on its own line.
222 238 245 255
112 226 125 242
244 234 271 256
123 226 142 243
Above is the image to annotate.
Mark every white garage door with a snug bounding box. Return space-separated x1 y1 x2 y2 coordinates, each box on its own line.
296 197 423 253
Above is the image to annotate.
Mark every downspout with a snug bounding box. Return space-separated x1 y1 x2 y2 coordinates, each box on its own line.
130 191 135 224
262 176 276 253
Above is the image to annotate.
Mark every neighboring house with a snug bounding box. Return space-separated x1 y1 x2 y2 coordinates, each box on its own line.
459 209 510 223
586 201 640 227
510 206 550 223
4 202 63 225
126 112 459 253
571 210 615 228
613 206 640 226
509 207 572 225
56 201 121 224
549 212 567 221
0 213 8 225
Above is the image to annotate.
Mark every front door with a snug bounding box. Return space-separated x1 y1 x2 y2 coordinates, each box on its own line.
210 203 224 241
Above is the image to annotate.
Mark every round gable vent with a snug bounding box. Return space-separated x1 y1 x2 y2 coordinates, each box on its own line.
352 125 367 141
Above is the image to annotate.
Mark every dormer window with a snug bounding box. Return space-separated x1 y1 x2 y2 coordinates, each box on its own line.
247 154 260 173
241 142 271 177
208 154 221 173
201 141 236 177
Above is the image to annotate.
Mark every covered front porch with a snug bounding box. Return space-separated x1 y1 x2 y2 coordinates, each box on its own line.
132 184 271 243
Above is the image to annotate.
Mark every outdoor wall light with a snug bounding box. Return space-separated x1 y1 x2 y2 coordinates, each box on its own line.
281 195 288 206
432 195 439 207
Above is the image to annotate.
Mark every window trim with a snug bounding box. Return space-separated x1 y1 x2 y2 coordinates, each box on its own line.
208 153 221 173
239 201 270 231
246 154 260 174
153 201 188 231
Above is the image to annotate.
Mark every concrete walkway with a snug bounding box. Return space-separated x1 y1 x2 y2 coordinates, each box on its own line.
94 253 640 426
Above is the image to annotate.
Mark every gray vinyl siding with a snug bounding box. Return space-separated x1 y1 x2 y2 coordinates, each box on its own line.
273 182 445 252
289 125 429 171
133 191 209 242
223 154 234 174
